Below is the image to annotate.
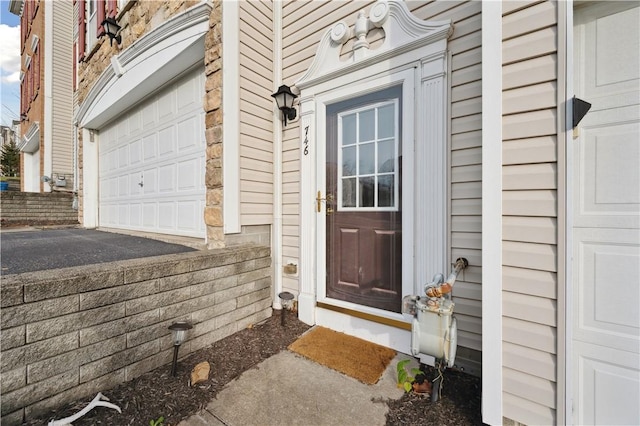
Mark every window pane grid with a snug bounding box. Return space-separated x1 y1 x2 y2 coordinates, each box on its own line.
338 100 398 211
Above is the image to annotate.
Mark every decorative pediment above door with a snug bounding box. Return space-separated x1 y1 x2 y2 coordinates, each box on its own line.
295 0 453 90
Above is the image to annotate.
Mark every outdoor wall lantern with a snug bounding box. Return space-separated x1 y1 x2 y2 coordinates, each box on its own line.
168 321 193 377
278 291 295 326
101 17 122 46
271 84 297 127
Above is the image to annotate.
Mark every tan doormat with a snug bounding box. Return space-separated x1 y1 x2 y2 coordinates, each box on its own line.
288 326 396 385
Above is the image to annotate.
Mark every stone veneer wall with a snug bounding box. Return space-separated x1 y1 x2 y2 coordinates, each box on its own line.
75 0 225 247
0 191 78 227
0 245 272 425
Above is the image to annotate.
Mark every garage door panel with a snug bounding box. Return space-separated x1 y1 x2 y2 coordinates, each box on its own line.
159 126 176 157
100 68 206 238
143 204 156 228
143 169 157 194
177 201 199 232
143 103 156 129
130 203 141 226
118 175 128 196
143 134 157 161
158 91 176 121
178 116 200 151
117 116 128 139
130 139 142 165
177 73 199 109
178 157 200 191
159 202 176 229
129 174 142 197
159 164 176 193
574 341 640 426
118 145 129 168
129 110 142 135
574 228 640 352
118 205 128 226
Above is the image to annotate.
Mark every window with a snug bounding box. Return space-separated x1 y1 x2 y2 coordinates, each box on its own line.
338 100 399 211
86 0 98 50
34 45 40 95
117 0 130 13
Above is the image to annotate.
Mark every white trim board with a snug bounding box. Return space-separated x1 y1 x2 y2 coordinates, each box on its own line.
481 2 503 424
222 0 240 235
44 0 53 191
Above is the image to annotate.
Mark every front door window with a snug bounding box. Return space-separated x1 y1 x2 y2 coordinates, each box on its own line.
325 86 402 313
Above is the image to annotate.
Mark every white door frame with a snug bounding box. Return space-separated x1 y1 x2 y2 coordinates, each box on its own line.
313 69 415 321
564 2 574 423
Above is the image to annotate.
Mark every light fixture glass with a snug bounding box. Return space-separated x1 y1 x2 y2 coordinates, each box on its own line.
101 17 122 46
271 85 298 126
169 321 192 345
168 321 193 376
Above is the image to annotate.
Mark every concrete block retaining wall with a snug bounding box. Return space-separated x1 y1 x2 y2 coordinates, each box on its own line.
0 191 79 227
0 245 273 424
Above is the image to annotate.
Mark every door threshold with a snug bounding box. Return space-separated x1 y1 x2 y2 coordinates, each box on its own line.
317 302 410 330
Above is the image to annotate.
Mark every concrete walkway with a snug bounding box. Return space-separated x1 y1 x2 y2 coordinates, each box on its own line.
178 350 410 426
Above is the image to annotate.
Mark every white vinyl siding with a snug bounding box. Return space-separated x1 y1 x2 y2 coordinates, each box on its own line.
239 1 274 226
501 1 559 424
51 1 74 183
281 1 484 359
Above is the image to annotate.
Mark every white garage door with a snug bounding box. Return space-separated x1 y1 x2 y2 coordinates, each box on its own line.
573 3 639 425
99 68 206 238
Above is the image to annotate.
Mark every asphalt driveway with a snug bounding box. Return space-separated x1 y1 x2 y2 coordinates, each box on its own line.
0 228 197 275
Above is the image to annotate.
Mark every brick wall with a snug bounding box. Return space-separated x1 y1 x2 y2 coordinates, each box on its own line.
0 245 272 424
0 191 78 227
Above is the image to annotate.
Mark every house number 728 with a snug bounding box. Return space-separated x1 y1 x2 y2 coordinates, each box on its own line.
303 126 309 156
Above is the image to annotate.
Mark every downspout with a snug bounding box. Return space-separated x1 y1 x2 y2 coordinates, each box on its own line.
272 0 284 310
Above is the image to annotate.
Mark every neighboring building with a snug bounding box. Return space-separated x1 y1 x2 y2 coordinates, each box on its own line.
0 124 18 147
9 0 74 192
68 1 639 425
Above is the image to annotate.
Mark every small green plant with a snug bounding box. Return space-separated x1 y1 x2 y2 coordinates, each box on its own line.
396 359 422 392
149 416 165 426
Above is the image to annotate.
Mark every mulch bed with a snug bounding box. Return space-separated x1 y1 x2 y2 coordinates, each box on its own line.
24 312 482 426
385 365 484 425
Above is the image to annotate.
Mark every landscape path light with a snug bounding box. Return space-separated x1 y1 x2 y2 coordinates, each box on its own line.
168 321 192 377
278 291 294 326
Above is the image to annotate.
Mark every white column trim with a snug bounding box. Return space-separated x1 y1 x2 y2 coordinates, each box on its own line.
44 0 53 191
481 2 503 424
222 0 240 234
297 97 317 325
416 52 448 289
82 128 99 227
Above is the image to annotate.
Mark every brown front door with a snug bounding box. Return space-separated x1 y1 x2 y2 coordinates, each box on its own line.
325 86 403 313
